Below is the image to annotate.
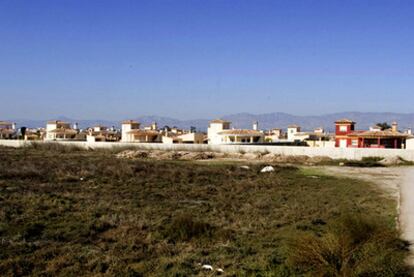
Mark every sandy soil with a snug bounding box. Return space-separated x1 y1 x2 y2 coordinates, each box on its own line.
400 168 414 266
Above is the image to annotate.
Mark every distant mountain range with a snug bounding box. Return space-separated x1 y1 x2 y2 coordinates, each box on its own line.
6 112 414 132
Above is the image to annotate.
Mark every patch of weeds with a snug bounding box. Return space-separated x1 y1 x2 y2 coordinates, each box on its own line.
299 167 326 177
163 214 216 242
0 147 407 276
287 213 409 276
28 142 85 153
361 156 383 162
344 159 384 167
21 223 45 241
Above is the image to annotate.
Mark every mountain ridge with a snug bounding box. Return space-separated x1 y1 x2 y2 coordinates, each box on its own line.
5 112 414 132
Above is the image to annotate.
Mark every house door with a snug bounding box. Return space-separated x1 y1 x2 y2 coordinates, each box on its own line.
339 139 347 148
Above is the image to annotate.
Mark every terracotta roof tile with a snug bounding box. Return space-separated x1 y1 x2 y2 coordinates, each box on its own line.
218 129 263 136
209 119 231 124
335 119 355 124
48 128 78 134
0 129 15 134
126 130 159 136
122 120 140 124
348 130 409 138
47 120 69 125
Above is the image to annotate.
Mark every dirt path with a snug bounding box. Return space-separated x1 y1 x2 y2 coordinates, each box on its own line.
400 168 414 266
318 166 414 266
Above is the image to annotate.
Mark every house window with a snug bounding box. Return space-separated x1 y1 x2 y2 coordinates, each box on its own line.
351 139 358 146
339 139 348 148
339 125 348 132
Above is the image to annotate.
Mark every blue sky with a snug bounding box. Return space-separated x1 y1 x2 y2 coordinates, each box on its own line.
0 0 413 120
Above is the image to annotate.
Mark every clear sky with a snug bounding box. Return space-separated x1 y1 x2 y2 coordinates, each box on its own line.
1 0 413 120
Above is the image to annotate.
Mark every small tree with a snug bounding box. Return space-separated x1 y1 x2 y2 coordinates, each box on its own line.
20 127 27 140
376 122 391 130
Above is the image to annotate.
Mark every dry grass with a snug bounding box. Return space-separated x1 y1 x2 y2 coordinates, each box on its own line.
0 146 409 276
288 213 409 276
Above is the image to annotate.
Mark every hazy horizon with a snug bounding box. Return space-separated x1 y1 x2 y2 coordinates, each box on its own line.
5 110 414 122
1 1 414 119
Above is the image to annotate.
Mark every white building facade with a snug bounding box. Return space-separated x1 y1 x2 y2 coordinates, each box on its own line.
207 119 264 144
45 120 77 141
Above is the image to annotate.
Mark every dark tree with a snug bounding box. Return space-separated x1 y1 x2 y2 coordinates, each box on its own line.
376 122 391 130
20 127 27 139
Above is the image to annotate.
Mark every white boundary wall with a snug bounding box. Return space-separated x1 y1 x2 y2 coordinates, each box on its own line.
2 139 414 161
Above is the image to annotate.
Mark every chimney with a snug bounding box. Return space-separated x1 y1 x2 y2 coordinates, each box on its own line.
392 122 398 133
73 122 79 130
151 122 158 130
253 121 258 131
12 122 16 130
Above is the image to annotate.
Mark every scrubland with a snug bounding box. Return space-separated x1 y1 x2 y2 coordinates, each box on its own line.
0 145 410 276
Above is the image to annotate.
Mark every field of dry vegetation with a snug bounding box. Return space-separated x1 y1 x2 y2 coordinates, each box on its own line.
0 145 410 276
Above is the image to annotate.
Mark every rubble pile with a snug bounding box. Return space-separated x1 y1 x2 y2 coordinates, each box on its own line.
116 149 335 164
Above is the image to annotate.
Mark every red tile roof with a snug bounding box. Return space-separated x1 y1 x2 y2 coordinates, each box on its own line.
335 119 355 124
47 120 69 125
126 130 159 136
48 128 78 134
348 130 409 138
122 120 140 124
218 129 263 136
210 119 231 124
0 129 15 134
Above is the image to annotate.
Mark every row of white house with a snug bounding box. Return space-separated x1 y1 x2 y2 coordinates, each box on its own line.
0 119 335 147
207 119 334 147
120 120 204 144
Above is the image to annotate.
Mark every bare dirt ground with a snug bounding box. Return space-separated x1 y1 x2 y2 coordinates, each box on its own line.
400 168 414 267
319 166 414 267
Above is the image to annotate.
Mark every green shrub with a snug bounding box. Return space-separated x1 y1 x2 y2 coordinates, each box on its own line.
287 213 409 276
361 156 383 162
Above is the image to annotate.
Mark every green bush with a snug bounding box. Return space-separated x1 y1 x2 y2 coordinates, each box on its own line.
361 156 383 162
287 213 409 276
